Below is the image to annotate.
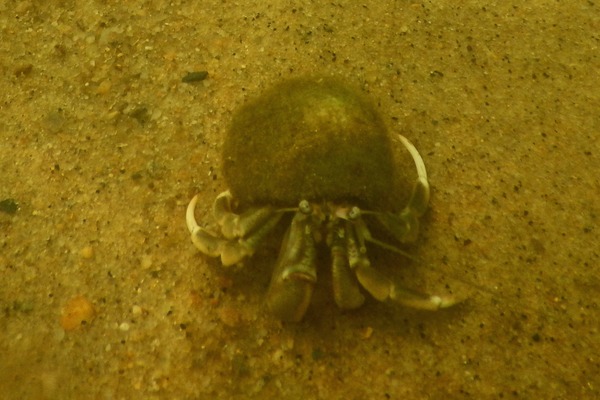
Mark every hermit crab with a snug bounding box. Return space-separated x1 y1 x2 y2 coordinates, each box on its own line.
186 77 455 321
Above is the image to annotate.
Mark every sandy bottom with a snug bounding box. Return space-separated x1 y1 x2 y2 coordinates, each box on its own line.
1 1 598 399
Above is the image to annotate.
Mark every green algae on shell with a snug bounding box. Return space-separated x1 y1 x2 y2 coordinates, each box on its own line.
222 77 402 211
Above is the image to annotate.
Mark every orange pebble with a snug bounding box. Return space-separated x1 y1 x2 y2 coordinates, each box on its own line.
60 295 95 331
80 246 94 259
361 326 374 339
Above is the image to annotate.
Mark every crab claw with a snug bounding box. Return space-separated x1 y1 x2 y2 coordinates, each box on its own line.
328 221 365 310
265 203 317 322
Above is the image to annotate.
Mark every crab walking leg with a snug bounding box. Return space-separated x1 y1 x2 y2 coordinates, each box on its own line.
346 223 389 301
349 212 416 260
337 205 418 257
356 263 456 310
187 195 227 257
327 221 365 310
397 134 430 214
219 211 284 266
266 202 317 322
374 209 420 244
348 222 455 310
213 190 277 240
186 194 284 266
371 134 431 244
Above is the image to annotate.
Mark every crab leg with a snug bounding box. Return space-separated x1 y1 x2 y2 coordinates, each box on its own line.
374 209 421 244
219 211 284 266
327 220 365 310
356 262 456 310
265 201 317 322
372 134 430 244
397 134 430 214
213 190 277 240
186 194 283 266
187 195 226 256
338 206 416 260
347 220 455 310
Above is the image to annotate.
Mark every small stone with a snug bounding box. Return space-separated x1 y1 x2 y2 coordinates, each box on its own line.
119 322 130 331
182 70 208 83
272 349 284 363
129 106 149 125
141 254 153 269
14 64 33 77
80 246 94 259
0 198 18 214
96 79 112 95
132 305 142 316
60 295 95 331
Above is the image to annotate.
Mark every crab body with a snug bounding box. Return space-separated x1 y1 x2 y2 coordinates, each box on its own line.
187 77 454 321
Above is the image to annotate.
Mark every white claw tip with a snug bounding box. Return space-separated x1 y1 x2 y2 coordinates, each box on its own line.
431 295 457 309
186 195 200 234
397 134 428 182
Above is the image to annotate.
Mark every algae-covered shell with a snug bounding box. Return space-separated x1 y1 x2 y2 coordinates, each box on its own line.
222 77 402 211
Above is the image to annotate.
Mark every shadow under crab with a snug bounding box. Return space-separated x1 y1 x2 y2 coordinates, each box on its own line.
187 77 455 321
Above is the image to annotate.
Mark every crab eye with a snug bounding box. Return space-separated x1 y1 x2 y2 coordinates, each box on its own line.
348 206 361 220
299 200 312 214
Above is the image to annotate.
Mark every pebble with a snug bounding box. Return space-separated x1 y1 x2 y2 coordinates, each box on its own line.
80 246 94 259
181 70 208 83
361 326 374 339
60 295 95 331
140 254 153 269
